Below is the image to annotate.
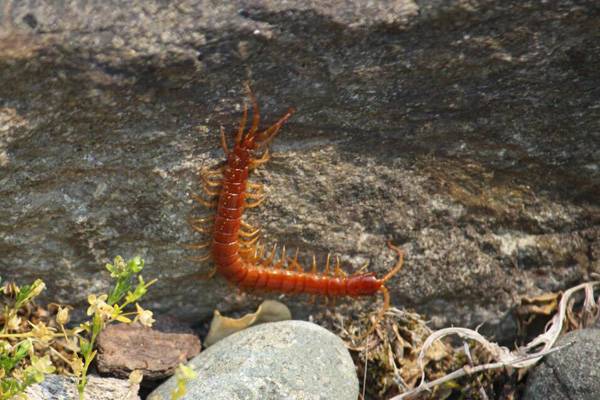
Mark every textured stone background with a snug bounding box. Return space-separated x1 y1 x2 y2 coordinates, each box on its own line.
0 0 598 340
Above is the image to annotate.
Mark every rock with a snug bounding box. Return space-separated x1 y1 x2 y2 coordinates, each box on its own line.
147 320 358 400
524 329 600 400
25 374 139 400
96 322 201 380
1 0 599 344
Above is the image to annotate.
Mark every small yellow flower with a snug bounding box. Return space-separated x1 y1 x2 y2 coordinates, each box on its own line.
56 306 70 325
134 303 155 327
6 313 22 331
31 354 56 375
30 321 56 342
28 279 46 298
86 294 114 320
70 354 84 376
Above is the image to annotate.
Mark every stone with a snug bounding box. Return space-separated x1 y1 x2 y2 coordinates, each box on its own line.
148 320 358 400
1 0 598 344
96 322 201 380
25 374 139 400
524 329 600 400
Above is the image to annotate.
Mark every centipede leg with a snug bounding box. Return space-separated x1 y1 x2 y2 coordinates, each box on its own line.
245 191 264 200
239 234 260 248
249 149 270 170
382 242 404 282
245 197 265 208
324 253 331 276
189 254 212 262
189 267 218 281
183 241 211 250
191 193 218 208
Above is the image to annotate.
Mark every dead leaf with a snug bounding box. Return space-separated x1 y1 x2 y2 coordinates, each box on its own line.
204 300 291 346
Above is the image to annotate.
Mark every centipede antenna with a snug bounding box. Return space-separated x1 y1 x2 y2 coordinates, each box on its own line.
256 108 294 147
245 83 260 137
220 126 229 153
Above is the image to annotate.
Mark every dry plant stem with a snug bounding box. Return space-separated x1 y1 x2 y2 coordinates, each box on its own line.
390 345 569 400
390 281 599 400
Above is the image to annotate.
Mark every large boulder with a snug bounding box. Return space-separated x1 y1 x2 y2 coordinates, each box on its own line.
0 0 598 340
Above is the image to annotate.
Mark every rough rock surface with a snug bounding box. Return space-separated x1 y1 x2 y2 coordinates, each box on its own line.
25 374 140 400
147 320 358 400
524 329 600 400
0 1 598 341
96 322 201 380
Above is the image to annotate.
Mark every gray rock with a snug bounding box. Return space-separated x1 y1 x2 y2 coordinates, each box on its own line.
0 0 598 343
524 329 600 400
148 320 358 400
25 374 140 400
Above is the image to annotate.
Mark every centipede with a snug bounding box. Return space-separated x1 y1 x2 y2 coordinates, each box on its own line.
189 85 404 328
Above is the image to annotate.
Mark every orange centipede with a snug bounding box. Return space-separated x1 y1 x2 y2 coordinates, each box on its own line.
189 85 404 323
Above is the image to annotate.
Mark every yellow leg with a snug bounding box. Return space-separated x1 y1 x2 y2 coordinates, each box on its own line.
240 234 260 248
261 244 277 267
245 192 264 200
183 241 211 250
189 254 212 262
190 267 218 281
191 193 217 208
249 149 270 170
245 197 265 208
324 253 331 276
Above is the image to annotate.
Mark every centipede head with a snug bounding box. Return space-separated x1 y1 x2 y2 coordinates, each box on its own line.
234 83 294 152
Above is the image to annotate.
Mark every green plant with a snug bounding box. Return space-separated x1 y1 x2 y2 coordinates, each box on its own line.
0 255 156 400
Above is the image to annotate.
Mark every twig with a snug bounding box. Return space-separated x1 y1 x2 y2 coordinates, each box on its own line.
388 281 599 400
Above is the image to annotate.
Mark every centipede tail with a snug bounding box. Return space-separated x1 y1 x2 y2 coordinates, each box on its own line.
192 86 404 334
